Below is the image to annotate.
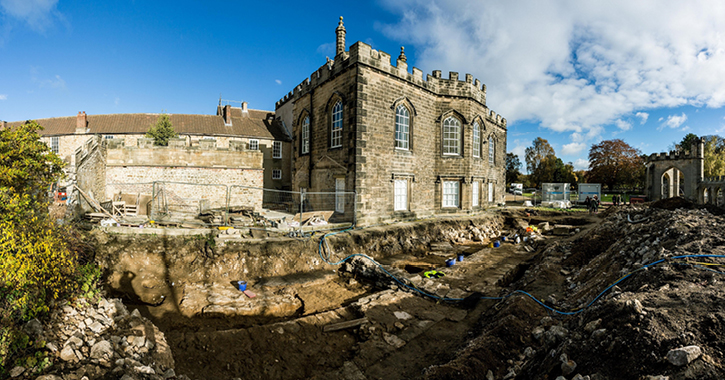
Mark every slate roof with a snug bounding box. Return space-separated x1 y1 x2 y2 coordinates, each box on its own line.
6 109 291 142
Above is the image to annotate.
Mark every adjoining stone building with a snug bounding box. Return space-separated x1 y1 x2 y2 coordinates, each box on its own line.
275 17 508 226
5 102 292 194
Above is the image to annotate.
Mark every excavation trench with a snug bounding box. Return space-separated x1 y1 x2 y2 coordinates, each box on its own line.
95 212 593 379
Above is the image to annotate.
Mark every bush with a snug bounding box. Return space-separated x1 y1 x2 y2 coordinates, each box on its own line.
0 120 100 375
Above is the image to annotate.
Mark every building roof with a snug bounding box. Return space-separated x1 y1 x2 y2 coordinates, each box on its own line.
7 109 291 141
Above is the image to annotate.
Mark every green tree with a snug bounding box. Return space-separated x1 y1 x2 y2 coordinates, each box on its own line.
703 135 725 178
525 137 556 188
506 153 522 185
0 121 65 224
145 114 177 146
587 139 644 190
672 133 700 153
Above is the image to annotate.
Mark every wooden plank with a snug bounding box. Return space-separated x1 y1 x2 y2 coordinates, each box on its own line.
323 317 368 333
292 210 335 223
76 187 114 218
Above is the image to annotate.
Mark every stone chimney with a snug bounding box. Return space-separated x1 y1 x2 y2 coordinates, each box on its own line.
223 105 232 126
242 101 248 114
335 16 346 57
75 111 87 134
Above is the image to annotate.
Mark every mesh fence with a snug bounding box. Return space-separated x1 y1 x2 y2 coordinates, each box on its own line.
100 181 357 232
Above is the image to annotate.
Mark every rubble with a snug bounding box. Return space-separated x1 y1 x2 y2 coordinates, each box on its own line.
13 297 185 380
424 203 725 379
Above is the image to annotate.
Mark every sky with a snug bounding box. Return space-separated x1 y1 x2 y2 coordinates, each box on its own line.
2 0 725 172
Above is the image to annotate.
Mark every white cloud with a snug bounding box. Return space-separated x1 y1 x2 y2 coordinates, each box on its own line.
316 42 335 57
574 158 590 170
275 79 282 85
660 112 687 130
0 0 59 32
380 1 725 138
0 94 6 100
615 119 632 131
635 112 649 124
562 142 587 155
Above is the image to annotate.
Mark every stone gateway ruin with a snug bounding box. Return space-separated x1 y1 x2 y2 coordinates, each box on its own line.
646 137 725 206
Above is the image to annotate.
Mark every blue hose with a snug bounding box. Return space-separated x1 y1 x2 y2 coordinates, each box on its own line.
319 229 725 314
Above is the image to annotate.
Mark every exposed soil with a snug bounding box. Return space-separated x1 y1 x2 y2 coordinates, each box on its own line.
95 199 725 380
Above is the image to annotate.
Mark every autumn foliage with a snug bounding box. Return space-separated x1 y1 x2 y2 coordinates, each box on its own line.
587 139 644 190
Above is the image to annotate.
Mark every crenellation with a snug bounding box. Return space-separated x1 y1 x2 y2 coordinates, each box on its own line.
465 74 473 83
449 72 458 81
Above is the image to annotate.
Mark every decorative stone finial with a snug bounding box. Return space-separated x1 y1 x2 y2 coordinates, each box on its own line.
336 16 347 56
398 46 407 63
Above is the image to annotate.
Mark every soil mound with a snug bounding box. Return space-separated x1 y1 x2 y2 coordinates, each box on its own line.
425 204 725 380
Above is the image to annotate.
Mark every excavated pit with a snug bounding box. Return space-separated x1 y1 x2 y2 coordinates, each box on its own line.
94 211 603 379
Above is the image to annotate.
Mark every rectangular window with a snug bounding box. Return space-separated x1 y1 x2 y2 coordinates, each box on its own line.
104 135 114 140
488 182 494 203
273 141 282 158
272 169 282 180
394 179 408 211
50 137 59 154
249 139 259 150
472 181 479 207
442 181 459 208
335 178 345 213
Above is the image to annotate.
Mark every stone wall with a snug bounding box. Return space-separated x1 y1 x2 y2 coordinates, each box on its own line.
74 136 107 212
105 143 264 211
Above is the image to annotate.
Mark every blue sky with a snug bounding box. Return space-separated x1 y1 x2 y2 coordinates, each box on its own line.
2 1 725 171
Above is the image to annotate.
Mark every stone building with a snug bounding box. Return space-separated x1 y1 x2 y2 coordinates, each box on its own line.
275 17 508 225
5 102 292 192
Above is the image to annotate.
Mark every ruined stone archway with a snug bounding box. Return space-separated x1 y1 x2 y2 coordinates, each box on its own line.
645 139 704 202
660 167 685 199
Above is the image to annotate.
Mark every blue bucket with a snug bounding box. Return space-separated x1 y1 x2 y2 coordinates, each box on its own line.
457 253 464 262
445 259 455 267
236 281 247 291
493 241 501 248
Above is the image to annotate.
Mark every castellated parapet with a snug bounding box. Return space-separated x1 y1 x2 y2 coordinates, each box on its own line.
647 137 705 162
276 41 506 128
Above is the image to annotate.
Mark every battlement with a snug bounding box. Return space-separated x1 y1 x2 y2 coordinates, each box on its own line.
703 176 725 184
276 41 506 127
647 137 706 162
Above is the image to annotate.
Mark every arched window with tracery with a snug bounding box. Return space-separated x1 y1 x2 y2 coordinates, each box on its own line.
395 105 410 150
331 101 343 148
442 117 461 155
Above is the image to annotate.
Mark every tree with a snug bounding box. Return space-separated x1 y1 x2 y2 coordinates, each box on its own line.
0 122 77 316
525 137 556 187
587 139 644 190
672 133 700 153
506 153 522 185
145 114 177 146
703 135 725 178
